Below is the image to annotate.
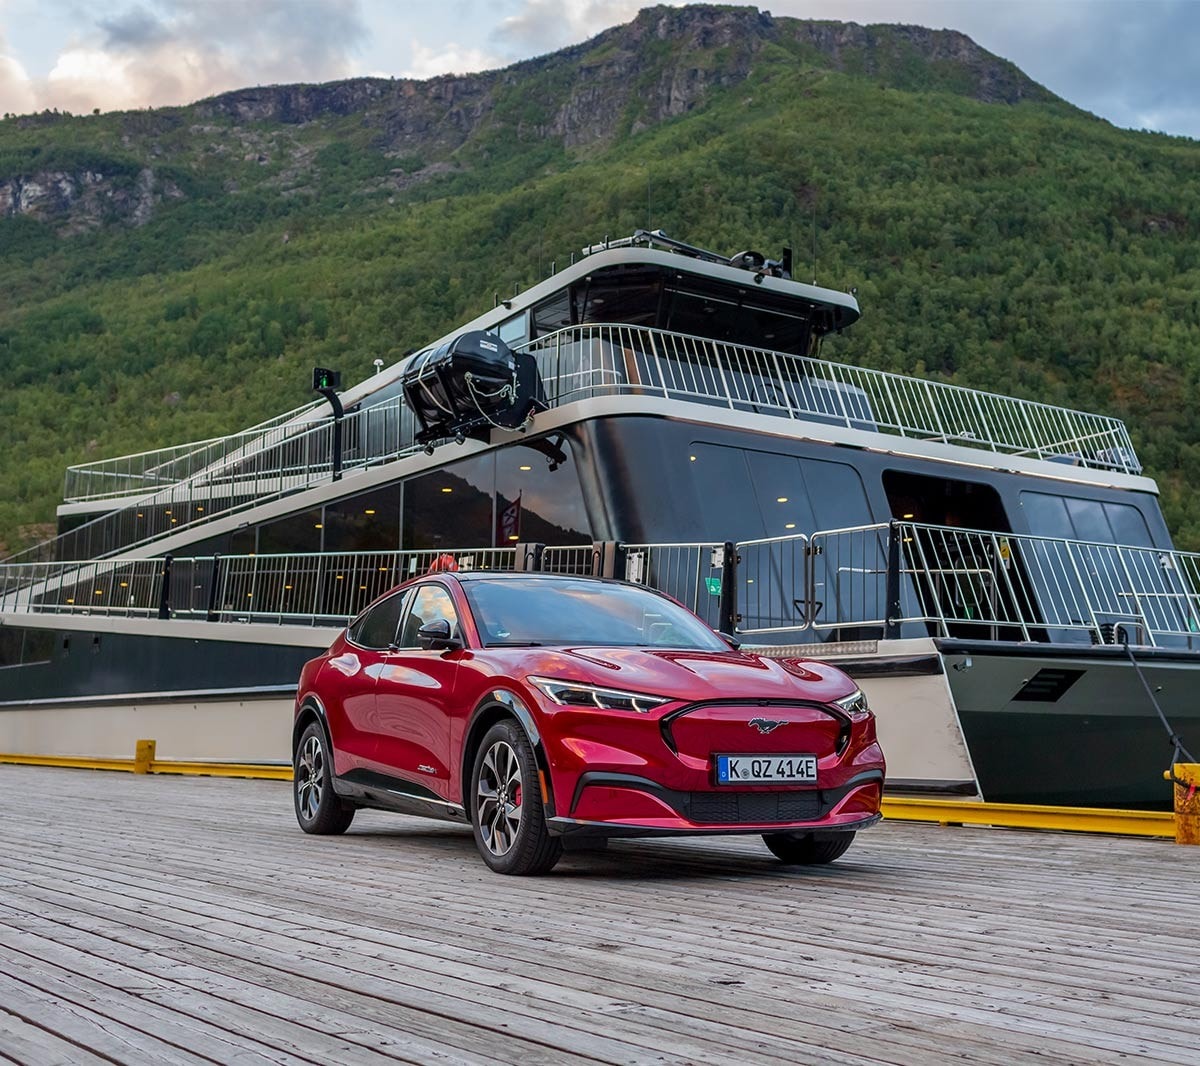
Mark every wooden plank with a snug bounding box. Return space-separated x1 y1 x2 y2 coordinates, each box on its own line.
0 764 1194 1066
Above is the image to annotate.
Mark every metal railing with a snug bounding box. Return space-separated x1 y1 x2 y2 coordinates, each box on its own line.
619 542 726 630
11 396 424 565
732 522 1200 649
62 400 324 503
3 526 1199 649
522 324 1141 472
29 322 1142 567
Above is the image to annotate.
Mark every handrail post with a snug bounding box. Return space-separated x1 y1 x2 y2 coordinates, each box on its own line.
885 522 902 640
206 553 222 622
157 553 173 620
718 541 738 636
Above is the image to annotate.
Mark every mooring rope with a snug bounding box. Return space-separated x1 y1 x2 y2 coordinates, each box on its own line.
1122 637 1196 790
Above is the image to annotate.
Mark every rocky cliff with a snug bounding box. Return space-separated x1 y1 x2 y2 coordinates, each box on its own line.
0 5 1056 235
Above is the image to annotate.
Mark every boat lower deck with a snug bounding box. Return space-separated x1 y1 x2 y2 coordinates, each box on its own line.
0 766 1194 1064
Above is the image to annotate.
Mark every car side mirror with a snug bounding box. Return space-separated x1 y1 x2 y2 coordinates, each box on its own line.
417 618 462 651
718 630 742 650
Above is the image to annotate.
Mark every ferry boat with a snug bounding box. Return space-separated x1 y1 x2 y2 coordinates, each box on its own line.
2 230 1195 808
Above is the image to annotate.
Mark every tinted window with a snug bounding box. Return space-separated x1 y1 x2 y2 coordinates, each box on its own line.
495 443 591 546
324 484 401 552
1021 491 1153 547
464 578 726 649
403 455 495 550
349 592 406 650
259 508 323 554
398 585 460 648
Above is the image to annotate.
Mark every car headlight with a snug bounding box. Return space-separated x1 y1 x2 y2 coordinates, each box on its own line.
834 688 872 721
528 676 673 713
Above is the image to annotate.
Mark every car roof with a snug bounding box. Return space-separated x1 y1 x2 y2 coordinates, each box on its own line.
447 571 633 588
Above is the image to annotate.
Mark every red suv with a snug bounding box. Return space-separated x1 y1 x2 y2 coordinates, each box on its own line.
292 573 884 875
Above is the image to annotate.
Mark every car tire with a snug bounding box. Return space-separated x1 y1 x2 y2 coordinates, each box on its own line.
293 721 354 835
762 831 855 865
470 720 562 875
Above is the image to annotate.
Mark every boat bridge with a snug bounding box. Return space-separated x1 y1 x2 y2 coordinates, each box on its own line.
0 763 1193 1064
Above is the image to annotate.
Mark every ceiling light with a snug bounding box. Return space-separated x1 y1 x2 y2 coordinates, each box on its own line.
441 487 453 493
508 535 519 541
785 523 796 529
903 512 915 519
519 465 532 471
314 523 323 529
689 455 696 462
776 497 788 503
364 509 376 515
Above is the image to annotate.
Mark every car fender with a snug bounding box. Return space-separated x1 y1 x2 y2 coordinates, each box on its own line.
292 692 332 753
463 687 555 817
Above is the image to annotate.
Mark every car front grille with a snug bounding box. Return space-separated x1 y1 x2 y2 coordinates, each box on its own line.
684 790 822 825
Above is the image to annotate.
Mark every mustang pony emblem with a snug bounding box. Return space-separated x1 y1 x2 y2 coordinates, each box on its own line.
748 717 788 735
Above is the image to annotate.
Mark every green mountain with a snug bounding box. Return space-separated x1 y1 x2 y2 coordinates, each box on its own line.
2 4 1198 554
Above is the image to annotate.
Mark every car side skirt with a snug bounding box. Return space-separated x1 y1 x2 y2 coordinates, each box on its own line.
333 768 468 823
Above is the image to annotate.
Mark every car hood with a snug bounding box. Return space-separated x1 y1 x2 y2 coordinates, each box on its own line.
489 646 856 705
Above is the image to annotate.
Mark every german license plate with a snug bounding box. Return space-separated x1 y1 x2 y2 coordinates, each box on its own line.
716 754 817 785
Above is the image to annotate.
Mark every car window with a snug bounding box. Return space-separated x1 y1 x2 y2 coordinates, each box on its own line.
397 584 460 649
348 590 407 650
463 578 727 650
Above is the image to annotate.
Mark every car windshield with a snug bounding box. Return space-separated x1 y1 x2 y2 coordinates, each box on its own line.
462 578 728 650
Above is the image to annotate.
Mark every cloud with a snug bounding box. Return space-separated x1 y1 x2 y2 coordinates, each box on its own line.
402 40 504 79
0 34 36 115
492 0 684 57
0 0 369 116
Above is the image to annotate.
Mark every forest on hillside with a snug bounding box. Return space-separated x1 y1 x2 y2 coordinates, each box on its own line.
1 7 1198 553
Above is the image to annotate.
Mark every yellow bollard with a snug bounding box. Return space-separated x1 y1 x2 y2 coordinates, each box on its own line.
1165 763 1200 845
134 739 156 774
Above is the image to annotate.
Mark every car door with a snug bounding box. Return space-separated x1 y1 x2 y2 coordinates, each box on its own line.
334 588 412 771
371 581 463 799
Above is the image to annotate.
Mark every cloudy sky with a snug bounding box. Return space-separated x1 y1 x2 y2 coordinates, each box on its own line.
1 0 1196 138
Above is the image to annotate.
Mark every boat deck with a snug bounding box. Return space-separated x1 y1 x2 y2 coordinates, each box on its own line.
0 766 1194 1065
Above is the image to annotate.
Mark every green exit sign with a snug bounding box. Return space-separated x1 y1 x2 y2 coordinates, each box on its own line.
312 367 341 390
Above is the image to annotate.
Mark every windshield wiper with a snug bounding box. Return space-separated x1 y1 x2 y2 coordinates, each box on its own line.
485 640 545 647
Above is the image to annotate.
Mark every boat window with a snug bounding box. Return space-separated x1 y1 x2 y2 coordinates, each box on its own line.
884 471 1011 532
533 290 574 336
0 629 21 668
402 440 592 549
0 628 56 670
495 443 591 546
1019 491 1153 546
403 454 496 551
688 443 873 540
349 590 407 650
258 507 324 554
495 312 529 347
324 484 402 552
568 268 661 331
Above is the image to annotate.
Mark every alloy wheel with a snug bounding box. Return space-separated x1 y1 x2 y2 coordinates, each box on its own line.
296 732 325 823
476 740 523 856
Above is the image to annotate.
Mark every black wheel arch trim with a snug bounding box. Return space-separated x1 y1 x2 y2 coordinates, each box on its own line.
462 687 556 819
292 694 331 754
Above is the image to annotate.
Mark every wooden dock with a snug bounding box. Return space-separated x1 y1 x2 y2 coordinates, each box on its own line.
0 766 1195 1065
